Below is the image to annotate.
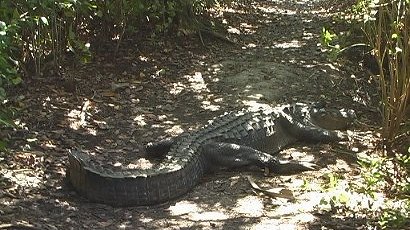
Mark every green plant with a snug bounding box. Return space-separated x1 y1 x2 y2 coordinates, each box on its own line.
362 0 410 149
320 27 341 60
358 156 388 196
379 204 410 229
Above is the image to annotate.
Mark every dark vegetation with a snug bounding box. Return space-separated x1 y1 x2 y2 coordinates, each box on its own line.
0 0 409 229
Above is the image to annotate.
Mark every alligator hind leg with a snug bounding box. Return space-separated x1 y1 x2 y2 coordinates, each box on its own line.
145 138 175 158
203 142 315 174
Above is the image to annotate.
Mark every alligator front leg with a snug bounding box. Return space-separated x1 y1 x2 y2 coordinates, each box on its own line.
203 142 315 174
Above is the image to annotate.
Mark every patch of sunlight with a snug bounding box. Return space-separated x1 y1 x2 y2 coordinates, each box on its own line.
302 31 314 40
222 7 245 14
190 211 229 221
210 63 222 72
251 218 296 230
41 96 51 107
201 100 220 111
247 93 264 100
272 40 304 49
234 195 264 217
271 194 320 216
66 100 93 130
151 123 168 129
168 201 201 215
67 118 82 130
169 82 186 95
169 72 210 95
258 5 297 15
184 72 209 93
165 125 184 135
86 128 97 136
138 55 149 62
227 26 240 35
285 148 315 162
67 109 81 118
133 114 147 127
139 217 153 223
169 201 229 221
293 213 316 223
127 158 154 170
118 223 129 229
310 9 328 15
243 43 257 49
211 77 220 82
335 159 350 171
2 169 42 188
240 22 257 33
318 180 387 214
112 34 120 41
158 114 168 121
14 119 26 129
44 142 56 148
242 100 271 111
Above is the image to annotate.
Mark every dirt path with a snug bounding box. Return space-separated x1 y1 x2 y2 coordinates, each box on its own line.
1 0 377 229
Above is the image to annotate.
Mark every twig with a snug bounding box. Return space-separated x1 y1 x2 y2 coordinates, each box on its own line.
246 176 295 200
0 223 41 230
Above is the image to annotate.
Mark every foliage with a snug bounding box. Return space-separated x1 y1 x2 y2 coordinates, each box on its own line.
379 203 410 229
322 1 409 149
358 153 410 229
0 0 228 76
320 27 340 60
348 1 410 226
361 0 410 148
0 0 228 148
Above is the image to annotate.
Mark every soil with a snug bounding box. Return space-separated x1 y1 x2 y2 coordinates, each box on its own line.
1 0 383 229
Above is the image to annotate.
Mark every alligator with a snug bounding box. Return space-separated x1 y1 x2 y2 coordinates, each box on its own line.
67 102 355 206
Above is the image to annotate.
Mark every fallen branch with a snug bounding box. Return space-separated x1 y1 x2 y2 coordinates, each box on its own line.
246 176 295 201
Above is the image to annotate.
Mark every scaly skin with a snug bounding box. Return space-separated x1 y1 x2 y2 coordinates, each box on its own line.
67 103 354 206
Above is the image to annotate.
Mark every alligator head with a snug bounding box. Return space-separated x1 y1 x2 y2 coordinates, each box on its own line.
290 102 356 130
310 107 356 130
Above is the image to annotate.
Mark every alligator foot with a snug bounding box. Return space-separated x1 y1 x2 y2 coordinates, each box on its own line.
202 142 317 175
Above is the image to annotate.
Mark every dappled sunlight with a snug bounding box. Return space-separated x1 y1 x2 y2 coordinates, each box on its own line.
66 99 96 135
252 219 297 230
257 5 296 15
271 39 305 49
234 195 264 217
185 72 208 93
132 115 147 127
168 200 229 221
168 72 209 95
168 201 201 215
241 100 271 111
169 82 186 95
1 0 391 229
166 71 225 112
164 125 184 135
201 101 221 111
1 164 43 189
190 211 229 221
243 43 258 49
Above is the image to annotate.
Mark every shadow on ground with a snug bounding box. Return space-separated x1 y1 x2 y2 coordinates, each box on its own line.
0 0 380 229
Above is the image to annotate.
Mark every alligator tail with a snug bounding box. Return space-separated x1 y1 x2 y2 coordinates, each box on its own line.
67 150 205 206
